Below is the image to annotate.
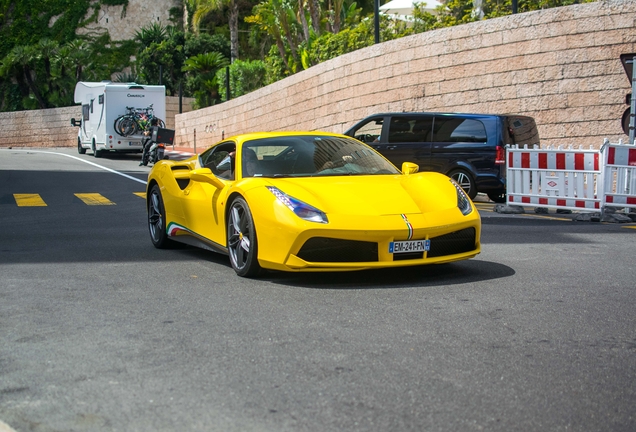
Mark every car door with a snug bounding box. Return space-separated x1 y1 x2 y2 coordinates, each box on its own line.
427 116 490 175
374 115 433 170
181 141 236 247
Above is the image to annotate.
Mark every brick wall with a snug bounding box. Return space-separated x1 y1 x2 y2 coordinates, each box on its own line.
0 96 194 148
173 0 636 151
1 0 634 150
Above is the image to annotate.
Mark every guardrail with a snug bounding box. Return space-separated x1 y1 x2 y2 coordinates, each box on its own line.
505 140 636 215
602 140 636 211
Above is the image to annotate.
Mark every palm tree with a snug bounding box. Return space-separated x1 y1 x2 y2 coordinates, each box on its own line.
191 0 240 63
134 23 168 47
3 45 48 108
55 40 92 83
246 2 291 70
182 52 229 107
246 0 302 71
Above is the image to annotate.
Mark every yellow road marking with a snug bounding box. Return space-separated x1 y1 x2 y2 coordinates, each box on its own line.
133 192 146 198
74 193 115 206
14 194 47 207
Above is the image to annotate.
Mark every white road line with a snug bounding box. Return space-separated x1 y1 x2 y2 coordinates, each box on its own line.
4 149 147 185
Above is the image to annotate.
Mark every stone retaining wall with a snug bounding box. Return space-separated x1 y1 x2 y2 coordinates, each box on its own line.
1 0 634 151
0 96 194 148
174 0 635 151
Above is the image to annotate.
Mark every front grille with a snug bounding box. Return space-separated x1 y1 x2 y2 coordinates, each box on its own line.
297 237 378 263
426 228 476 258
394 251 424 261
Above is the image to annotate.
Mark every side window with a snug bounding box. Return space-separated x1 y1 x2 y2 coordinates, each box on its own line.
433 118 486 143
388 116 433 143
82 104 90 121
352 118 383 143
200 142 236 180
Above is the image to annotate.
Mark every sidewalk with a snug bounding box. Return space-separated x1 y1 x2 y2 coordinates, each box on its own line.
169 145 202 155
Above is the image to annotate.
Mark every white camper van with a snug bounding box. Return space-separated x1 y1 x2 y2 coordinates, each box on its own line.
72 81 167 157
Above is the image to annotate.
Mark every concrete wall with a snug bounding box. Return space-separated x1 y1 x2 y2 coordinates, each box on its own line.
173 0 636 152
2 0 634 150
0 96 194 148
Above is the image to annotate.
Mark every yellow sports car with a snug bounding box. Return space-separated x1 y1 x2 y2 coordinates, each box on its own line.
146 131 481 277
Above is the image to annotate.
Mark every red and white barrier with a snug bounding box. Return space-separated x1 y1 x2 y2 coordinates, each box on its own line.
506 144 602 211
602 140 636 211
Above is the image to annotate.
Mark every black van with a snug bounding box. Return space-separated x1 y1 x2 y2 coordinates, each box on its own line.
344 112 540 202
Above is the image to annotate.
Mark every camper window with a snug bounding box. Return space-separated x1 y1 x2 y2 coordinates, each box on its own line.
82 104 90 121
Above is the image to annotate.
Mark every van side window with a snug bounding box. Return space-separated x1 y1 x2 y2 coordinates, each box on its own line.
388 117 433 143
82 104 90 121
433 118 486 143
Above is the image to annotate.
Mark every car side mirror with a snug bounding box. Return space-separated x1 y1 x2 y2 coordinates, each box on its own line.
70 118 81 127
402 162 419 175
189 168 225 189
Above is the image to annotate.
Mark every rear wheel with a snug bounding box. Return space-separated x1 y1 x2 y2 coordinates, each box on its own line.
77 138 86 154
92 140 102 158
449 169 477 199
227 197 261 278
148 185 174 249
487 191 506 203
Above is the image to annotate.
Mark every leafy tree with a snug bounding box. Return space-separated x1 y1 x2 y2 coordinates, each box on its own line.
185 33 231 60
135 25 186 93
417 0 597 29
215 59 267 101
182 52 230 107
191 0 241 62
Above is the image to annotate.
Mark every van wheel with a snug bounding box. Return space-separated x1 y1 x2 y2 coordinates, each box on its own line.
92 141 102 158
449 169 477 199
487 192 506 203
77 138 86 154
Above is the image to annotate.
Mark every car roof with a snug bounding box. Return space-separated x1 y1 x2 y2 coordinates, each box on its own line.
355 112 533 119
228 131 350 144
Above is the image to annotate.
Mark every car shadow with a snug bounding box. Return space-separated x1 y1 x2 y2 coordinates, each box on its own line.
179 247 513 289
259 259 514 289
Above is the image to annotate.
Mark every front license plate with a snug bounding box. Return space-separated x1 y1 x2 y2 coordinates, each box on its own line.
389 239 430 254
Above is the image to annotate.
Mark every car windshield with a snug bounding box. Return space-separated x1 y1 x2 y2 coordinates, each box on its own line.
241 135 400 178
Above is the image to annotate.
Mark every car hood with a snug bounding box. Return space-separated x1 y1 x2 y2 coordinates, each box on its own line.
257 173 456 216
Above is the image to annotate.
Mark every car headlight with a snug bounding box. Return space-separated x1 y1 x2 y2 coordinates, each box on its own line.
451 179 473 216
267 186 328 223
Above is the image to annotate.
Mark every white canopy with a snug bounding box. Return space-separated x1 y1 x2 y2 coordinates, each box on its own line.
379 0 443 16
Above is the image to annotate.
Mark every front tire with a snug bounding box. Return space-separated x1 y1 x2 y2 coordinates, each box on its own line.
148 185 174 249
227 197 261 278
449 169 477 199
77 138 86 154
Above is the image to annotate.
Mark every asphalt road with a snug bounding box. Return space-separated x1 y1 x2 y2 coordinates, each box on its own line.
1 148 635 432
